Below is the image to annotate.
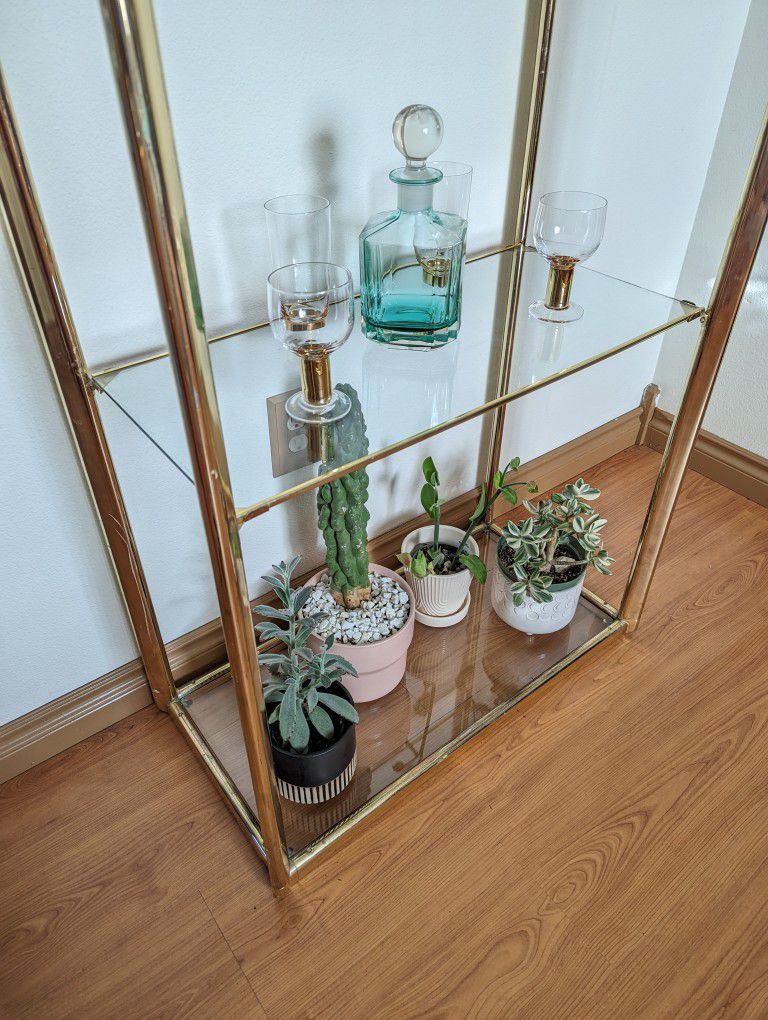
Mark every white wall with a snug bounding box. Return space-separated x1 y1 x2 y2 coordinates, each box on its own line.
654 0 768 456
0 0 756 723
0 0 527 369
532 0 751 298
0 0 528 713
0 228 136 724
500 0 751 467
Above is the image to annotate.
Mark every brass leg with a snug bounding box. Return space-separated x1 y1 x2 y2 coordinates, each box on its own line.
484 0 556 494
621 108 768 631
103 0 291 889
0 65 175 710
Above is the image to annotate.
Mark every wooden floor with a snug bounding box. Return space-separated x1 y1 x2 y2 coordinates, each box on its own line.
2 447 768 1019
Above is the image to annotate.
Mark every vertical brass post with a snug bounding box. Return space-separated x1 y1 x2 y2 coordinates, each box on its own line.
621 108 768 631
483 0 556 492
102 0 291 888
0 66 175 710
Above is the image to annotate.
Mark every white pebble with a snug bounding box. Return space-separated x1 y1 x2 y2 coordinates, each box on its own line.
298 571 410 645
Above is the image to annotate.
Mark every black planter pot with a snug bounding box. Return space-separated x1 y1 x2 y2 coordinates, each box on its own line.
269 681 357 805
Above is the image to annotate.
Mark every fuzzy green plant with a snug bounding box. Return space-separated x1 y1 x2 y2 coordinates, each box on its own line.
397 455 538 583
317 384 371 609
499 478 614 606
255 557 359 754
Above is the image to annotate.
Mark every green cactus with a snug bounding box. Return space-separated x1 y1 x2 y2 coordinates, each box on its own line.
317 384 371 609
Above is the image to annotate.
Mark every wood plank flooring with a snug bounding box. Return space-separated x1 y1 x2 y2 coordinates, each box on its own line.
2 447 768 1018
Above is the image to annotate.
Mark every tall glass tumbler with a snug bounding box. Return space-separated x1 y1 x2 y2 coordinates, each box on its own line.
264 194 331 270
419 161 472 283
431 161 473 223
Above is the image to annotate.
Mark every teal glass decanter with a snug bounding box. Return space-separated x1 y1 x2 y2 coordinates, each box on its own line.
359 105 470 349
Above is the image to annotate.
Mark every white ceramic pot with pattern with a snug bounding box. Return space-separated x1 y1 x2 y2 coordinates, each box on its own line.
491 538 585 635
400 525 479 620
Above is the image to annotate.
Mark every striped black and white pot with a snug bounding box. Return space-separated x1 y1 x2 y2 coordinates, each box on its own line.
270 682 357 806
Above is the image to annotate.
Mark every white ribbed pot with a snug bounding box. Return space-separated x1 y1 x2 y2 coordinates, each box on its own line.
491 538 585 635
400 525 479 621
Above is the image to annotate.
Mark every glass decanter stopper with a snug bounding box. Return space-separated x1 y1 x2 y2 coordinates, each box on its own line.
359 105 471 349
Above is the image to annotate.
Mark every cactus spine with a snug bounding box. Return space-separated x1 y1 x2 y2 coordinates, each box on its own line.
317 384 371 609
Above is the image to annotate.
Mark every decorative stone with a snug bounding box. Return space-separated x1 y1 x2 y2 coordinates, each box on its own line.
302 570 411 646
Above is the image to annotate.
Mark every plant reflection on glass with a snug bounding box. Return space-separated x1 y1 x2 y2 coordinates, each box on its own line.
529 191 607 323
499 478 614 606
267 262 354 424
397 455 538 583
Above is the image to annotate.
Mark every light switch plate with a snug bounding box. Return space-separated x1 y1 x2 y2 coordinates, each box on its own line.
266 389 318 478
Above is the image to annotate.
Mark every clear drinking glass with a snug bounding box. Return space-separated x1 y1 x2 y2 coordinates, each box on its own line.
431 161 473 222
529 191 607 323
267 262 354 423
264 194 331 271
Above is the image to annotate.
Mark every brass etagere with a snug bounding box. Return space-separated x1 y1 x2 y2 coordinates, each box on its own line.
1 0 766 891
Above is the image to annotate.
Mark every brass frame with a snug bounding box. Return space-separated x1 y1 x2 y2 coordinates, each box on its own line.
621 104 768 629
0 65 175 711
1 0 766 890
484 0 556 497
101 0 290 889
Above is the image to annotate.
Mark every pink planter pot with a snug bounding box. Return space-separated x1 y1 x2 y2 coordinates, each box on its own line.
306 564 415 703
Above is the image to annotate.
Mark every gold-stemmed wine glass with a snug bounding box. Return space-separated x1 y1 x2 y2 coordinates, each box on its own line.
529 191 607 323
267 262 354 423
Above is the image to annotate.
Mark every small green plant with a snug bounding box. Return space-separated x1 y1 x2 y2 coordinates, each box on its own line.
499 478 614 606
255 557 359 753
397 455 538 584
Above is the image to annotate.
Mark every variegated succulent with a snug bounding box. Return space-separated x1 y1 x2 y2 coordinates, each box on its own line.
255 557 359 753
499 478 614 606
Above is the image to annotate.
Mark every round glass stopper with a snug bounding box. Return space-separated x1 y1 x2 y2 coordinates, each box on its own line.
392 105 444 165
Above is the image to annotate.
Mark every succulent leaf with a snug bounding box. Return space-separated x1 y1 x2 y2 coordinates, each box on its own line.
256 554 360 754
499 477 611 602
278 683 299 743
289 707 310 751
309 705 334 740
459 553 487 584
421 483 438 518
317 692 359 722
422 456 439 486
410 550 429 578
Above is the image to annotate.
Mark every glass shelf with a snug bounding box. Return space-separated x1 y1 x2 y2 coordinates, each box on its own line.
181 528 617 857
95 249 696 515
